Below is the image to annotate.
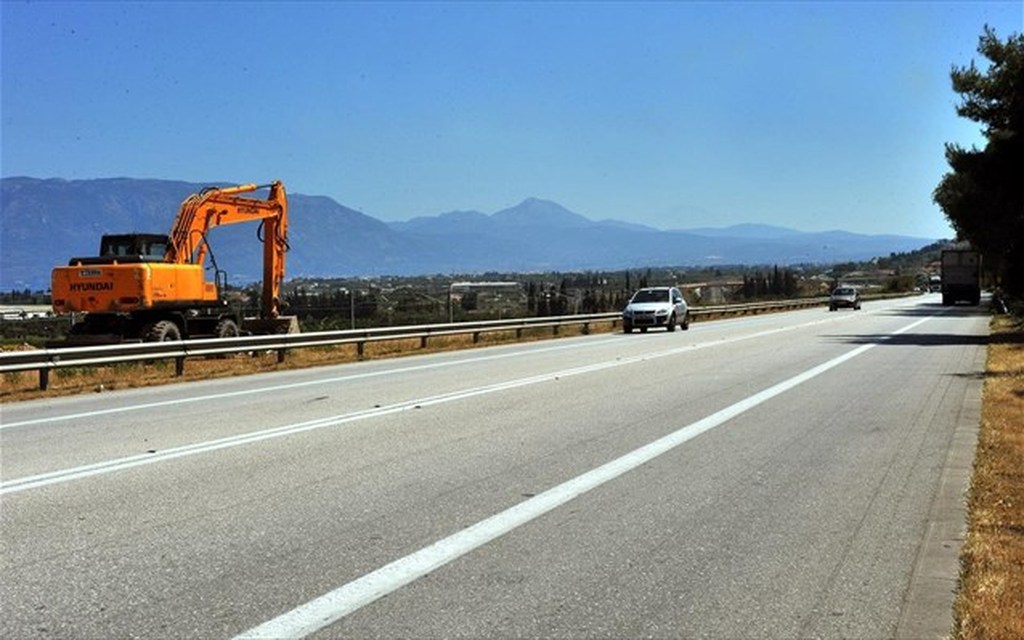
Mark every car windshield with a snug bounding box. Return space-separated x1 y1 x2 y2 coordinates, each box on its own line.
833 288 855 296
632 289 669 303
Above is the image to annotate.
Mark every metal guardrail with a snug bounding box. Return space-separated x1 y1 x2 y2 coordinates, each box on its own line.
1 297 835 390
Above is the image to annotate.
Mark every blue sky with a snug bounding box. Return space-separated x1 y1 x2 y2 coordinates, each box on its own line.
2 1 1021 238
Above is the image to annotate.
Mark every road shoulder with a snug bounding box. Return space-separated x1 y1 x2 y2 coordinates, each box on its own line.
896 327 987 639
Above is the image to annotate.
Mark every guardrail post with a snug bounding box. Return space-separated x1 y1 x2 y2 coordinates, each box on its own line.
473 332 481 344
39 368 49 391
420 336 428 349
175 357 185 377
582 322 590 335
357 341 365 359
552 325 560 335
516 328 523 339
276 349 286 364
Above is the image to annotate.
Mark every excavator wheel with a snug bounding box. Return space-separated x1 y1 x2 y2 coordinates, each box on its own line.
215 318 240 338
142 320 181 342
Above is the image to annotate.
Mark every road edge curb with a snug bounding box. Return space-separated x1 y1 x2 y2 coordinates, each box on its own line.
896 338 987 639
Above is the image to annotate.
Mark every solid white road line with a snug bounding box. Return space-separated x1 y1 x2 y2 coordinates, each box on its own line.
1 303 876 430
0 315 849 495
233 316 932 639
1 337 619 429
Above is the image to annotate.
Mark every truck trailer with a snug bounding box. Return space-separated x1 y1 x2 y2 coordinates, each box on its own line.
940 248 981 306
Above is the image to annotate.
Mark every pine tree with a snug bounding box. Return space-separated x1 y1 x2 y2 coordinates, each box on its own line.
934 26 1024 295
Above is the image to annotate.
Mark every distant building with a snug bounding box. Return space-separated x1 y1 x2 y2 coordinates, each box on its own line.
449 281 526 317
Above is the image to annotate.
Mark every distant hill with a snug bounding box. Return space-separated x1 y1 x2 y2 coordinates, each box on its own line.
386 197 938 273
0 177 436 290
0 177 938 290
678 223 802 239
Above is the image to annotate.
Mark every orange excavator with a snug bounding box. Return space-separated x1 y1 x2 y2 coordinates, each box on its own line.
51 181 298 343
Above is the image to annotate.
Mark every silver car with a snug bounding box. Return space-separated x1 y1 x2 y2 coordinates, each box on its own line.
829 286 861 311
623 286 689 332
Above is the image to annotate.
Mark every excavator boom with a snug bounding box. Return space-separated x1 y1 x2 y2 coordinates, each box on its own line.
166 181 288 317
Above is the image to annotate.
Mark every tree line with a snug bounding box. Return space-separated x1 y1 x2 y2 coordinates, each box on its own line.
934 26 1024 301
267 265 818 329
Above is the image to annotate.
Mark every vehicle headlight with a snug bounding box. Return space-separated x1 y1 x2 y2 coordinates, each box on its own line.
655 308 669 315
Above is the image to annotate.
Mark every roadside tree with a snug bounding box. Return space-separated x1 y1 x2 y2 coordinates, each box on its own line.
934 26 1024 296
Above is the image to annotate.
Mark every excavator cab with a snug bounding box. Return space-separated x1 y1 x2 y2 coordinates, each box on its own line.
65 234 171 266
99 234 170 261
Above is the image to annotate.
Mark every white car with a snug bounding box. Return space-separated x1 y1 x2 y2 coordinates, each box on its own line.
622 286 689 332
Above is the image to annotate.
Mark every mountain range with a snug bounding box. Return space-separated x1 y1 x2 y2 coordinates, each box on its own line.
0 177 938 290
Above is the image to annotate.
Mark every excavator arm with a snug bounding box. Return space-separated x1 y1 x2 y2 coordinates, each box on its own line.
166 181 288 318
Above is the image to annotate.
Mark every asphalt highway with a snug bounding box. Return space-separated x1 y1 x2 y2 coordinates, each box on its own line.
0 294 989 639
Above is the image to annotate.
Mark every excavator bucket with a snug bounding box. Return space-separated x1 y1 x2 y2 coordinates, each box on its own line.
242 315 300 335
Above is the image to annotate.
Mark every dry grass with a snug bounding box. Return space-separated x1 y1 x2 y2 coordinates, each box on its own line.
0 323 612 403
954 315 1024 640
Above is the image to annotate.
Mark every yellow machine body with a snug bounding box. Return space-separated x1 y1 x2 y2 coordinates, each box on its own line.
52 263 215 314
